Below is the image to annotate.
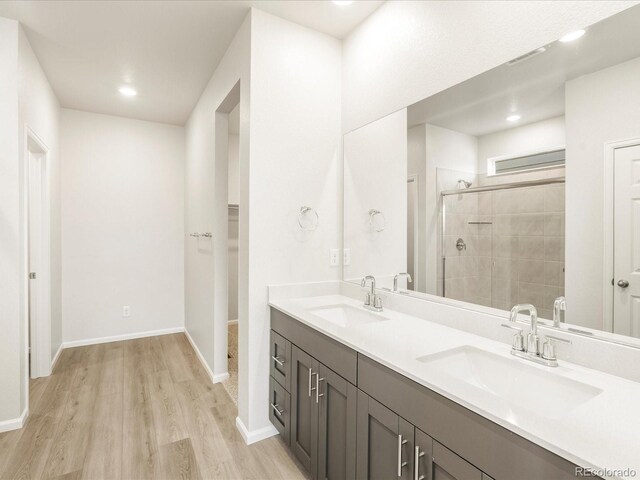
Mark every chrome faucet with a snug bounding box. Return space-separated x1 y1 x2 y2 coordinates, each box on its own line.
393 273 412 293
510 303 540 355
502 303 570 367
361 275 383 312
553 296 566 327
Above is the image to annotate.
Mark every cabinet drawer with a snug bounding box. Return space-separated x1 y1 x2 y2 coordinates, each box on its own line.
271 308 357 385
270 330 291 391
269 376 291 446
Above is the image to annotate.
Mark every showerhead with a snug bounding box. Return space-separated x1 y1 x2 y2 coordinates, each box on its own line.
458 179 472 189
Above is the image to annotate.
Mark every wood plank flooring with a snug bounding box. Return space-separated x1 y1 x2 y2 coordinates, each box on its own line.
0 334 308 480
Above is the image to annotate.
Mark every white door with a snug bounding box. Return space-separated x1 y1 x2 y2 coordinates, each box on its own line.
613 144 640 337
28 152 44 377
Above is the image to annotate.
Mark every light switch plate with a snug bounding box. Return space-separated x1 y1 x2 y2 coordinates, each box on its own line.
123 305 131 317
330 249 340 266
343 248 351 266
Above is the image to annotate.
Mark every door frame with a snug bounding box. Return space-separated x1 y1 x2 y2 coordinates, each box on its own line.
211 81 242 384
603 137 640 332
23 125 52 383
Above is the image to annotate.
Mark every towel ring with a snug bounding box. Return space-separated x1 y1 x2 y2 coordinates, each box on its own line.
369 209 386 232
298 206 319 231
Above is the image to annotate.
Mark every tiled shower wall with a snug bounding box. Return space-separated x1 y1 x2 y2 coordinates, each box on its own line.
442 183 565 319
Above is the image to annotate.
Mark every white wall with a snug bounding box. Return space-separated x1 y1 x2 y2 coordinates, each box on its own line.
18 25 62 369
0 17 22 425
344 110 407 287
61 109 184 343
342 1 635 133
426 124 478 173
185 9 342 440
247 8 342 435
0 18 60 426
477 116 566 175
565 57 640 329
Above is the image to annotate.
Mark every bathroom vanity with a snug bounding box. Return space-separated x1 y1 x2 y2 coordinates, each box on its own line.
265 292 640 480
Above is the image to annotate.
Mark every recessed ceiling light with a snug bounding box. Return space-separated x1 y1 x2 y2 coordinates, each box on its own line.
559 29 585 43
506 114 521 122
332 1 353 5
119 86 137 97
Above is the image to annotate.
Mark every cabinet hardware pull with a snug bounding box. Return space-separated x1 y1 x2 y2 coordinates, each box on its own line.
414 446 425 480
397 434 408 477
271 403 284 416
271 355 285 367
316 375 324 403
309 368 317 397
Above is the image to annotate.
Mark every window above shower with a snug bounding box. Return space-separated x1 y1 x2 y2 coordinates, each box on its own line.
489 147 566 176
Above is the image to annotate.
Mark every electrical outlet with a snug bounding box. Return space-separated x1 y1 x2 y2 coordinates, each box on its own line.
343 248 351 266
122 305 131 317
330 249 340 266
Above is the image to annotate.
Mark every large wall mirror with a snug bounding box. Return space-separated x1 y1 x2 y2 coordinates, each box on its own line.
343 5 640 345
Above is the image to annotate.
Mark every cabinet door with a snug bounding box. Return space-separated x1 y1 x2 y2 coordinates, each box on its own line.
432 441 483 480
291 346 319 478
317 363 357 480
414 428 433 480
356 391 414 480
270 330 291 391
414 429 483 480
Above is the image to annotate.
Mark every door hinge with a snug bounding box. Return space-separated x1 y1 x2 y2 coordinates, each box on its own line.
29 272 36 279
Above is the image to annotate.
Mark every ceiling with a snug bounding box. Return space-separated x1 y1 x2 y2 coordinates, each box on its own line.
407 4 640 137
0 0 382 125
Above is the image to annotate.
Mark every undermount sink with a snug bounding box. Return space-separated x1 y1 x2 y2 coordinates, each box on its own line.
309 304 389 328
417 346 602 419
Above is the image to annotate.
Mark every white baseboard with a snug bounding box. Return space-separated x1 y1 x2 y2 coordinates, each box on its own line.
63 327 184 348
183 328 229 384
51 344 63 372
228 319 238 325
212 372 229 383
235 416 278 445
0 407 28 433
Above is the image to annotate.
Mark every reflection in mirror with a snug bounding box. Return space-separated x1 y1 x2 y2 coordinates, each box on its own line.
343 5 640 342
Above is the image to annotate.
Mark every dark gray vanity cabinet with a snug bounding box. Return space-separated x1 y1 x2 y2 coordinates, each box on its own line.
317 363 357 480
269 376 291 445
428 438 485 480
290 345 359 480
356 391 414 480
272 309 359 480
269 330 292 449
270 331 291 391
291 345 319 476
356 391 487 480
270 308 593 480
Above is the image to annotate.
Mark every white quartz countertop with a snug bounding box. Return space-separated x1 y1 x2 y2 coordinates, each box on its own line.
269 294 640 480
